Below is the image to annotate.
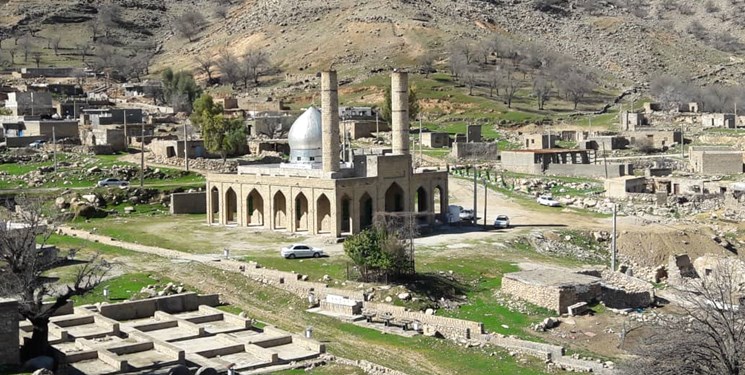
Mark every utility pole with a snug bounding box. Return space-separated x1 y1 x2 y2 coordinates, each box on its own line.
472 167 478 226
183 123 189 172
611 203 617 272
419 115 423 166
375 111 380 142
602 142 608 179
140 122 145 188
52 126 57 172
123 109 128 152
483 177 487 227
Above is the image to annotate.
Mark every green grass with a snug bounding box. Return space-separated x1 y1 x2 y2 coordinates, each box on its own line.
243 254 349 282
71 272 175 305
45 234 139 257
333 323 547 374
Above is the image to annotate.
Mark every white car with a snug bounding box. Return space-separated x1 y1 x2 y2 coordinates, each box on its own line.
280 244 324 259
537 195 561 207
493 215 510 228
459 209 475 221
96 178 130 187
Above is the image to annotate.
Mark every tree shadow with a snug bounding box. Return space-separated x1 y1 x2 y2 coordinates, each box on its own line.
402 272 471 304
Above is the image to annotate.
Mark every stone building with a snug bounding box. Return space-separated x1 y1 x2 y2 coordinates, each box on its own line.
501 270 602 314
422 132 450 148
23 119 79 139
522 134 558 150
4 92 54 116
450 142 498 160
340 119 389 139
0 298 19 366
150 139 210 159
604 176 648 198
689 146 744 175
206 71 448 237
620 111 647 131
81 128 126 152
701 113 736 129
623 130 682 149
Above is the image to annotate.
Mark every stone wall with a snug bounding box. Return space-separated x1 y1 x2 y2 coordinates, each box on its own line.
363 302 483 340
4 135 48 148
546 163 632 178
170 192 206 214
501 276 561 313
0 298 19 366
451 142 499 161
98 293 219 321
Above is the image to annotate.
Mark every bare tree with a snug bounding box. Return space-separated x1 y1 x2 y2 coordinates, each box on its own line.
622 259 745 375
98 2 122 38
240 50 269 87
0 198 108 359
195 55 216 83
216 49 240 87
19 35 33 62
90 22 100 41
532 76 552 110
449 52 467 81
485 65 504 97
417 53 435 78
501 67 521 108
461 64 479 96
31 51 42 68
174 10 206 42
557 69 595 110
76 42 92 62
7 48 16 65
50 36 61 56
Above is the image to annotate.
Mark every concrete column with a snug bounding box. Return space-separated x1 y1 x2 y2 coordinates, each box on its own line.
321 71 341 172
391 72 410 155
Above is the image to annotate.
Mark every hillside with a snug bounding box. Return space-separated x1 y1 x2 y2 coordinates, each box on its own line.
3 0 745 83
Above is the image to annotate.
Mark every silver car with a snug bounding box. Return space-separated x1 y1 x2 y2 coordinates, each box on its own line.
280 244 324 259
494 215 510 228
97 178 130 187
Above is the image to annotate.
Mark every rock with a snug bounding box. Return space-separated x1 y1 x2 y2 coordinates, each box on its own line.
425 308 435 315
74 203 108 219
384 296 393 303
543 317 559 329
82 194 97 203
195 368 218 375
397 292 411 300
322 274 331 282
23 356 54 371
168 365 191 375
124 206 135 214
55 197 68 209
239 311 248 319
87 166 101 174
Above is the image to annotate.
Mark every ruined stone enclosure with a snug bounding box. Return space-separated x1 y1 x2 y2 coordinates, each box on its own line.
23 293 324 374
501 270 602 314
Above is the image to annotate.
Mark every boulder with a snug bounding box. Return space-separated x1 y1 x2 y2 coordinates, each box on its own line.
55 197 69 209
81 194 97 203
397 292 411 300
74 203 108 219
124 206 135 214
87 166 101 174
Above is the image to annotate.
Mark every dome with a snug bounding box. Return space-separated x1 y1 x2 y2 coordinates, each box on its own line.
288 106 323 164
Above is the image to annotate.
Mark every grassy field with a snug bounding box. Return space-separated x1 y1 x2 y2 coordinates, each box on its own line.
71 272 175 305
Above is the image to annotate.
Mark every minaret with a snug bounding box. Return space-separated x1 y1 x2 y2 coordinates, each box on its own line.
321 71 340 172
391 71 410 155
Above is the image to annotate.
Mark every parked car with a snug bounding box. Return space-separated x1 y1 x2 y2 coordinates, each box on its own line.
459 209 475 221
493 215 510 228
537 195 561 207
28 140 46 149
280 244 324 259
96 178 130 187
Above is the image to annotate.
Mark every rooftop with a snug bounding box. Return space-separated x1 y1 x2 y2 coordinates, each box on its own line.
504 270 601 288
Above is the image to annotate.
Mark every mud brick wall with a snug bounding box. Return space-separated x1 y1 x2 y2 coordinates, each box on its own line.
0 299 19 366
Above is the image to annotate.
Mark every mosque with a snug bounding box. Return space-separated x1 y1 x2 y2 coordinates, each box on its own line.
206 71 449 237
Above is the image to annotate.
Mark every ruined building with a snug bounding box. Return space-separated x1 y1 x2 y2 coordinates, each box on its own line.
206 72 449 237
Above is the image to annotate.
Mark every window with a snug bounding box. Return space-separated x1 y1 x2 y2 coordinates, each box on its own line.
297 157 301 161
309 157 315 161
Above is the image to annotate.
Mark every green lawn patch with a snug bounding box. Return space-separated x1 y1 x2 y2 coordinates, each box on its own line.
72 272 176 305
242 254 349 282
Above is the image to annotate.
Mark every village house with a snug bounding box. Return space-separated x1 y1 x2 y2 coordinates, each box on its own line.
689 146 744 175
701 113 736 129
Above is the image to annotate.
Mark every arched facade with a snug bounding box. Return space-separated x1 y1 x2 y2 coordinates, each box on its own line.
225 188 237 224
273 191 287 229
247 189 264 226
294 193 309 231
316 194 331 234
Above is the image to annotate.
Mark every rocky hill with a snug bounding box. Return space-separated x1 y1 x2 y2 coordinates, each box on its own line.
2 0 745 89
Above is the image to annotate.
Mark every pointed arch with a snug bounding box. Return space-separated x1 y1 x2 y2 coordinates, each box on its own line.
415 186 428 213
340 194 352 234
359 192 373 230
225 188 238 224
247 189 264 226
273 191 287 229
434 185 445 223
316 194 331 234
210 187 219 224
295 192 309 231
385 182 405 212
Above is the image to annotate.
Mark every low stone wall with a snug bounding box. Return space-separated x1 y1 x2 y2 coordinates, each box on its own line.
4 136 47 148
547 163 632 178
170 192 206 214
600 271 654 309
363 302 483 341
501 276 561 313
98 293 219 321
0 298 19 366
241 261 365 302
